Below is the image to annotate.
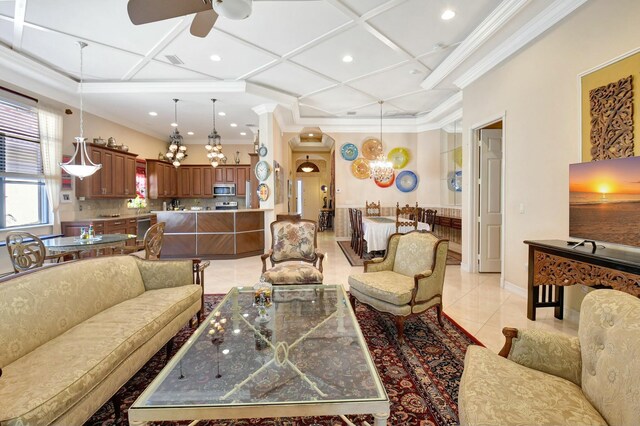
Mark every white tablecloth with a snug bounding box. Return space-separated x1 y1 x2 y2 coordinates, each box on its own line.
362 216 430 252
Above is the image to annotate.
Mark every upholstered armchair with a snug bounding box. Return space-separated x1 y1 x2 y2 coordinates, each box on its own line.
458 289 640 426
348 231 449 340
261 218 324 285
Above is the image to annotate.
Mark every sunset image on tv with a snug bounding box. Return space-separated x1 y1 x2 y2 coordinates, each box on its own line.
569 156 640 247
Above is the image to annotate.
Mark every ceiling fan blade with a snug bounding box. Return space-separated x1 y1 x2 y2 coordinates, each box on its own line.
127 0 212 25
190 9 218 38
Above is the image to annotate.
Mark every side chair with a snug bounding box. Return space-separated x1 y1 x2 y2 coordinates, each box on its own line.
119 222 166 260
6 232 75 273
365 200 381 217
396 202 419 233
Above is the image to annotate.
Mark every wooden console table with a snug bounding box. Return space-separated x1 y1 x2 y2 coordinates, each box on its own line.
524 240 640 320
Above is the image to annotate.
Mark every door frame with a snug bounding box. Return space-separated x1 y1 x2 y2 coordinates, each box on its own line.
465 112 506 282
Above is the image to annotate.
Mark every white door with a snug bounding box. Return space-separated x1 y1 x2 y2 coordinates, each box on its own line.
300 176 321 222
478 129 502 272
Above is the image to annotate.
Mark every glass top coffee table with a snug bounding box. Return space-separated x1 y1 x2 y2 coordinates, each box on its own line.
128 285 390 425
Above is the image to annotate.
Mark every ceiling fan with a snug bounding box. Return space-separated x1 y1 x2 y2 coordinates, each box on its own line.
128 0 315 38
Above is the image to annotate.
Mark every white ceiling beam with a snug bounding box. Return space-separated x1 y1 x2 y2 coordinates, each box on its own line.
454 0 588 89
420 0 531 90
12 0 27 51
82 81 247 94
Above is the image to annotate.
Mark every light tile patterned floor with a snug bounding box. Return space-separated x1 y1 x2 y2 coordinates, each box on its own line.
202 232 579 353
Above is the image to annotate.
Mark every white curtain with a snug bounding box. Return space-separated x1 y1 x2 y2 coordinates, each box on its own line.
38 106 63 233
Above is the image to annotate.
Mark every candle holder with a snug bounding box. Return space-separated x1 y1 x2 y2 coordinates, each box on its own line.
209 312 227 378
253 278 272 324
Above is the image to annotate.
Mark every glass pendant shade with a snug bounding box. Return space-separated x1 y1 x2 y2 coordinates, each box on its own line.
59 42 102 180
297 155 319 173
206 99 223 168
165 99 187 167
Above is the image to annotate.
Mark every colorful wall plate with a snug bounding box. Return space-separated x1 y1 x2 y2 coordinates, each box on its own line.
374 171 395 188
387 147 410 169
448 170 462 192
362 138 383 160
351 158 370 179
257 183 270 201
340 143 358 161
396 170 418 192
255 160 271 181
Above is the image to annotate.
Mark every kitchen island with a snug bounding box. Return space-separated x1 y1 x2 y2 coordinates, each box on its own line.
154 210 265 259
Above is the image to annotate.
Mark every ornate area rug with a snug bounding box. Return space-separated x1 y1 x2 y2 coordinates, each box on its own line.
337 241 462 267
87 295 482 426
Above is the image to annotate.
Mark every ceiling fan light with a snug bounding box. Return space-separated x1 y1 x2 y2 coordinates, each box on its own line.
213 0 252 20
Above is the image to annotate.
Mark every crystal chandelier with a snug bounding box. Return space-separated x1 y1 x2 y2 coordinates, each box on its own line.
369 100 394 182
205 98 225 168
59 41 102 180
165 99 187 168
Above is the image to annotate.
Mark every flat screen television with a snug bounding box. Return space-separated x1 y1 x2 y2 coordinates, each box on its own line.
569 156 640 248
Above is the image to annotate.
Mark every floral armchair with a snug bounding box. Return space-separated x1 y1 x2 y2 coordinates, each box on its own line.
458 289 640 426
260 218 324 285
348 231 449 341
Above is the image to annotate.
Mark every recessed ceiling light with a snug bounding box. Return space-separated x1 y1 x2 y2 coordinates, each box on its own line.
218 111 226 116
170 122 178 127
210 54 222 62
409 69 422 75
187 131 194 135
441 9 455 20
148 111 158 116
308 133 314 137
230 123 238 127
240 132 247 136
342 55 353 63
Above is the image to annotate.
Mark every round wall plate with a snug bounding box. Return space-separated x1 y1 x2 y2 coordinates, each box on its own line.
396 170 418 192
374 171 395 188
340 143 358 161
257 183 270 201
388 147 410 169
351 158 370 179
258 144 268 157
255 160 271 181
362 138 383 160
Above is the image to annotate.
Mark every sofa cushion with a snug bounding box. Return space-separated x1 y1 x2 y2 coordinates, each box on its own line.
261 264 323 285
0 256 146 368
579 290 640 426
0 285 200 426
348 270 414 305
459 346 607 426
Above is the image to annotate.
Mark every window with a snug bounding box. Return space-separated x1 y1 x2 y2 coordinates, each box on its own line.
0 98 49 229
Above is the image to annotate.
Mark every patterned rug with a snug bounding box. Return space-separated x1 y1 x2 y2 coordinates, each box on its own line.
87 295 482 426
337 240 462 267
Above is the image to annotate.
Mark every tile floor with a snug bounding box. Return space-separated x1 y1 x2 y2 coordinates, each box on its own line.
201 232 579 353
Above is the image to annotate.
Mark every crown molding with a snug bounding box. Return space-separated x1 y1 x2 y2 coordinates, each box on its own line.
454 0 588 89
416 92 463 124
420 0 529 90
252 103 279 115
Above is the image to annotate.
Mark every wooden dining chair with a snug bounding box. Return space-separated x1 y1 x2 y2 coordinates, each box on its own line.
119 222 165 260
422 209 437 232
365 200 381 217
349 208 357 250
355 209 367 257
396 202 419 233
5 232 71 273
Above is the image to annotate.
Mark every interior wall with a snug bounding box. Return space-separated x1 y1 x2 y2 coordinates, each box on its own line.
416 129 442 207
461 0 640 310
179 143 254 165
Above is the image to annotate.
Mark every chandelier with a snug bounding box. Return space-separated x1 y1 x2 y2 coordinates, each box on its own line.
59 41 102 180
205 99 225 168
369 100 394 182
165 99 187 168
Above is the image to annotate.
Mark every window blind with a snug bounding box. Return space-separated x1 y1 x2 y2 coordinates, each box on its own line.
0 98 43 177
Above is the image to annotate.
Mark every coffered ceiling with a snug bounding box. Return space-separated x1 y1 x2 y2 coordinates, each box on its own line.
0 0 586 143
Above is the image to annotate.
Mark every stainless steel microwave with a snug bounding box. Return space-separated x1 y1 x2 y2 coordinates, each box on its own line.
213 183 236 197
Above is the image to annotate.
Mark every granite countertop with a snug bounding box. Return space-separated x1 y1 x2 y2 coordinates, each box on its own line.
72 212 156 222
152 209 268 213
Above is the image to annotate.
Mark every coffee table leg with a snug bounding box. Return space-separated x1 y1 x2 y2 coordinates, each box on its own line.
373 412 389 425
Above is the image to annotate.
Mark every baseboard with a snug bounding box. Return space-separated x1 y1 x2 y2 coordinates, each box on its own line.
502 279 527 298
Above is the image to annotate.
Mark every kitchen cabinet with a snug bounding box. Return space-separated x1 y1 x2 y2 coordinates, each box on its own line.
148 163 249 199
75 144 138 199
179 167 192 197
147 160 178 199
224 167 235 183
236 166 249 196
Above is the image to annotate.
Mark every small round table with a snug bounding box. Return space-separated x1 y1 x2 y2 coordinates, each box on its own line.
43 234 137 256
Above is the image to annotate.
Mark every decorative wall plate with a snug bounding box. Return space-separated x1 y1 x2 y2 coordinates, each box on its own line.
374 171 395 188
258 144 268 157
340 143 358 161
362 138 383 160
396 170 418 192
387 147 410 169
448 170 462 192
255 160 271 181
351 158 370 179
257 183 270 201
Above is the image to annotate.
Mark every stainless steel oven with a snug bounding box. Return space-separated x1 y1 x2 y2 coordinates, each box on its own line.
137 217 151 240
213 183 236 197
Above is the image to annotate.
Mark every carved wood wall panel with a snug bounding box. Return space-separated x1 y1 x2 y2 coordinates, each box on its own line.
533 252 640 296
590 75 634 161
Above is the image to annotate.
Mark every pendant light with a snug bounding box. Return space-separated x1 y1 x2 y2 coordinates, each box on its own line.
205 98 224 168
165 99 187 167
59 41 102 180
369 100 394 182
297 155 319 173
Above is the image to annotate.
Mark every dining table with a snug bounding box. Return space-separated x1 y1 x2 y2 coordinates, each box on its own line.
43 233 137 256
362 216 430 252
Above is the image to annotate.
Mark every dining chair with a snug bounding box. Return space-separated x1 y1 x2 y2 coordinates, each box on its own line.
349 208 357 250
355 209 367 257
5 232 71 273
396 202 419 233
421 208 437 232
365 200 381 217
119 222 165 260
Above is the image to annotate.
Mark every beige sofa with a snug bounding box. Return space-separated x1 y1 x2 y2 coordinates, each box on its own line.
459 289 640 425
0 255 206 426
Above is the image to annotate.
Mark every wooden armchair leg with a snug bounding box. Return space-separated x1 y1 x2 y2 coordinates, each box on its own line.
165 337 175 362
112 392 122 425
436 304 444 327
349 293 357 311
395 316 405 342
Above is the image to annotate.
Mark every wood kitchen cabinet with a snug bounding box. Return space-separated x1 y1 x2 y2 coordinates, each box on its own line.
147 160 178 199
75 144 138 199
236 166 249 196
148 162 250 199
